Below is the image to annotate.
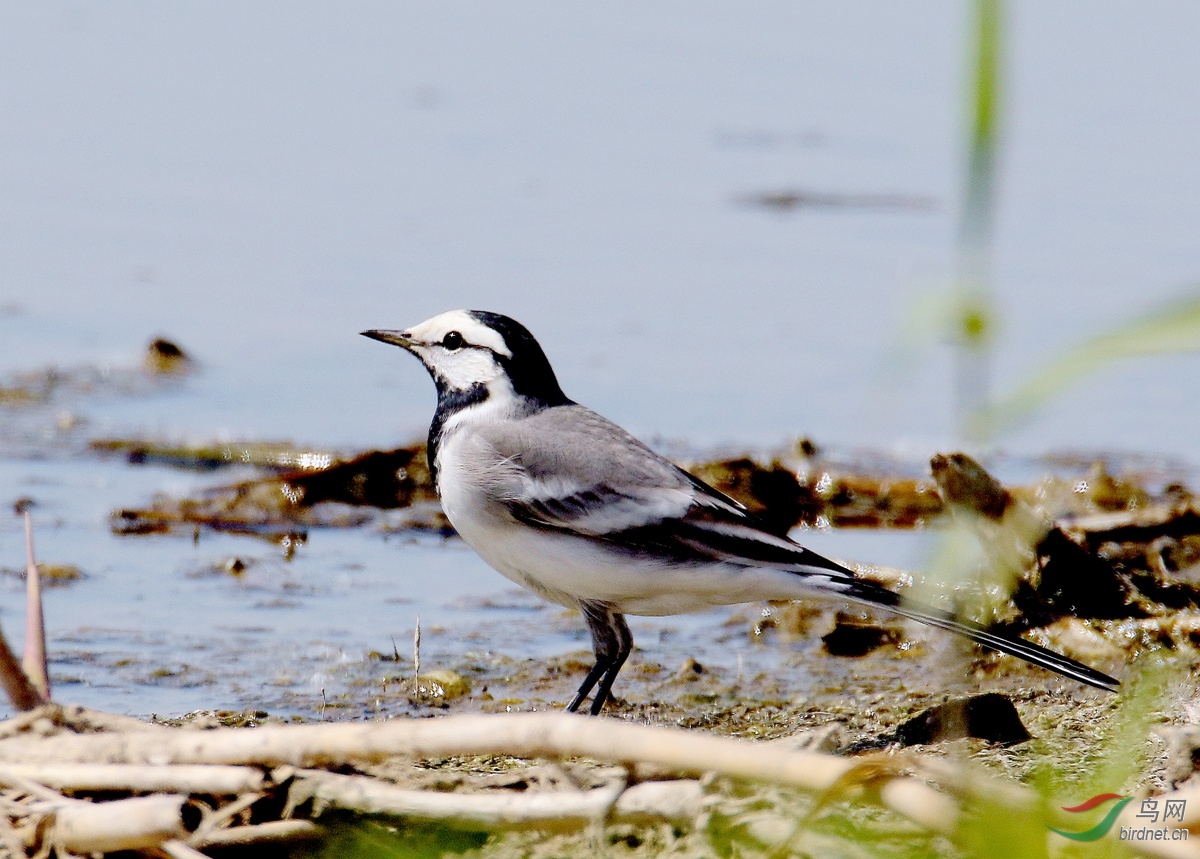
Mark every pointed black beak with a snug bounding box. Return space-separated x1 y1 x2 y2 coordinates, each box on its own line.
361 329 415 349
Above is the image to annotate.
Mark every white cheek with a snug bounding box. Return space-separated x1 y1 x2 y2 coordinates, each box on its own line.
432 349 502 390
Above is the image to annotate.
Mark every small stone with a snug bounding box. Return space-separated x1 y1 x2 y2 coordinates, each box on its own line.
414 669 471 702
892 693 1031 746
821 612 899 656
144 338 191 374
841 693 1031 753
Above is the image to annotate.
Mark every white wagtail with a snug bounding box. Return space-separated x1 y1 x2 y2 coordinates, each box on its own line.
363 310 1119 714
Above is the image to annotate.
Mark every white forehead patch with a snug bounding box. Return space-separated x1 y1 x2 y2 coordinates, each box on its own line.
405 310 512 358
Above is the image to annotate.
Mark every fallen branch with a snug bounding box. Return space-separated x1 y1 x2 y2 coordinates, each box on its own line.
0 766 199 855
292 769 704 831
44 795 198 854
187 788 263 845
159 839 211 859
193 819 322 849
0 763 264 796
0 712 957 835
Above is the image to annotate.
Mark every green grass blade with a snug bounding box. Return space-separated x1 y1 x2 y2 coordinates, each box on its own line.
976 288 1200 433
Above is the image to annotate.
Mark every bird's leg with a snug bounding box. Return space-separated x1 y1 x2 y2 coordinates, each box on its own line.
567 602 633 715
566 602 617 712
589 611 632 715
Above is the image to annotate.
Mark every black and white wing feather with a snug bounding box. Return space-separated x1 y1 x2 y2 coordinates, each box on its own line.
482 406 855 577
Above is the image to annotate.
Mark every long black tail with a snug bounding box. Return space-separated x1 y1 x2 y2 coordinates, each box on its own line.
843 580 1120 693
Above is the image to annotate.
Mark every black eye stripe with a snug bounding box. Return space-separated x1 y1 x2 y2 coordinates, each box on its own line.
442 331 464 350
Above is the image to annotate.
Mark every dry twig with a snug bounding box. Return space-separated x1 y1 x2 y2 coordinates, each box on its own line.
193 819 322 849
0 764 263 796
21 513 48 703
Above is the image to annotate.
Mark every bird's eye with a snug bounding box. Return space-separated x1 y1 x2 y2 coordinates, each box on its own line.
442 331 464 350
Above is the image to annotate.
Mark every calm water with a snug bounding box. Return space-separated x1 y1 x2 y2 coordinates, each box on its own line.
0 2 1197 717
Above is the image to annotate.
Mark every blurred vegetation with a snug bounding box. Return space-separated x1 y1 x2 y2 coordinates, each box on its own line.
897 0 1200 444
953 0 1002 436
974 290 1200 437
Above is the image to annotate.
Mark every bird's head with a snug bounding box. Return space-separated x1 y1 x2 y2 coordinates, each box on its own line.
362 310 570 408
